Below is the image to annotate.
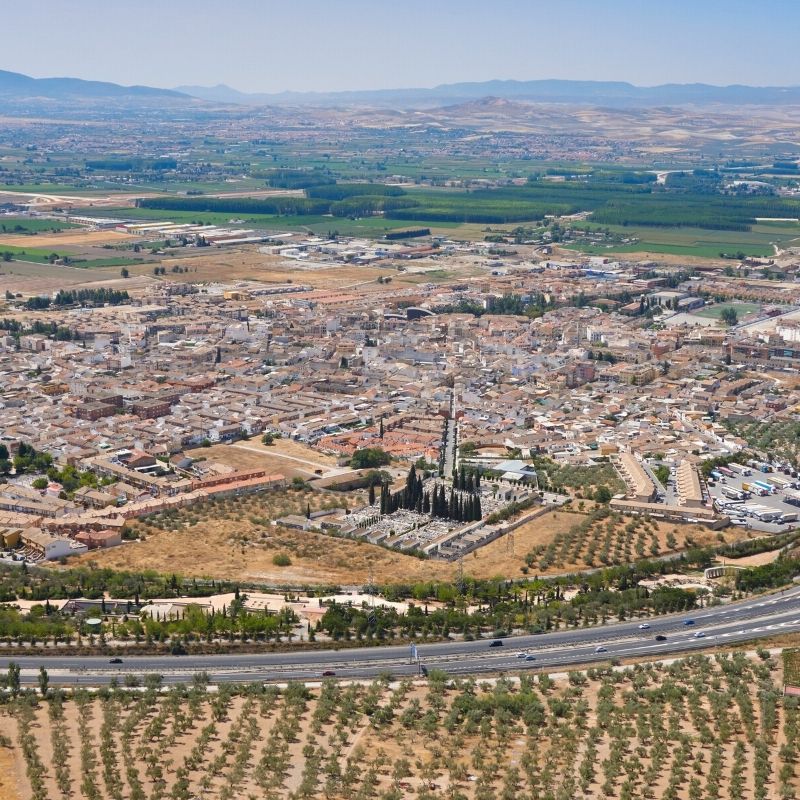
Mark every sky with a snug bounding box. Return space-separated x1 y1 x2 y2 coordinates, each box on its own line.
3 0 799 94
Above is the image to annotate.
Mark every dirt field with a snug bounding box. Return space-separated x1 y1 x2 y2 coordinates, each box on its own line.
127 248 464 288
0 230 135 248
721 548 784 568
187 438 339 480
68 486 454 586
1 651 793 800
0 744 21 800
0 260 156 295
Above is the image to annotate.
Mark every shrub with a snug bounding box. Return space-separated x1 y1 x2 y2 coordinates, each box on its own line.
272 553 292 567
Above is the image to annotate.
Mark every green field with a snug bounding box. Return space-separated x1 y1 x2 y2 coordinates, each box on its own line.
565 221 800 259
81 206 463 237
0 244 68 263
0 244 145 269
693 302 761 319
0 216 78 234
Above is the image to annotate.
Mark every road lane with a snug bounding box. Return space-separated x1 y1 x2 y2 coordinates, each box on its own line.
5 586 800 685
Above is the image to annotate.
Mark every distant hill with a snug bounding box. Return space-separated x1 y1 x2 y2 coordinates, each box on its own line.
0 69 192 108
176 78 800 108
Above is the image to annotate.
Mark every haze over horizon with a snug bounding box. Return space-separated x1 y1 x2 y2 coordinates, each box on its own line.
3 0 800 95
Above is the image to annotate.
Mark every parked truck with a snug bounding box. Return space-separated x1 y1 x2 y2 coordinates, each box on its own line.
728 463 752 477
722 486 745 501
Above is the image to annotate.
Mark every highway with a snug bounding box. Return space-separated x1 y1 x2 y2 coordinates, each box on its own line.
4 586 800 686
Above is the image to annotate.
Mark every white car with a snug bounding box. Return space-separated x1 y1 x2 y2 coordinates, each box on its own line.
638 623 650 630
595 646 607 653
693 631 706 639
516 652 527 659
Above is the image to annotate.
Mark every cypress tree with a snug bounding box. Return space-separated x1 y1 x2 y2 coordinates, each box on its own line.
423 491 431 514
406 465 416 496
368 484 376 505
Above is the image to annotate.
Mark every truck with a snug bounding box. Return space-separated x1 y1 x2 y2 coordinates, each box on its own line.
780 512 798 524
742 482 766 497
721 486 745 501
766 473 796 491
752 480 776 494
784 489 800 508
718 466 735 478
710 470 723 481
728 463 752 477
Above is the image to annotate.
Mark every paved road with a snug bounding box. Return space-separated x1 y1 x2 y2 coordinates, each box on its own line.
5 586 800 686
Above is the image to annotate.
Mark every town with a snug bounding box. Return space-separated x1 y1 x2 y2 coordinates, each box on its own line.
2 215 800 569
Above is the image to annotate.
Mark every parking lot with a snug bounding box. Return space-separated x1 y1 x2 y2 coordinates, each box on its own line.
706 467 800 533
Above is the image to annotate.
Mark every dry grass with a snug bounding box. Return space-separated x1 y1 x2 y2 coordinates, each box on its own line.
186 438 338 480
127 248 465 289
0 230 135 248
0 253 163 297
62 499 733 587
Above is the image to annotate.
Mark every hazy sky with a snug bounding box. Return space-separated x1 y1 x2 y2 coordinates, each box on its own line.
3 0 799 93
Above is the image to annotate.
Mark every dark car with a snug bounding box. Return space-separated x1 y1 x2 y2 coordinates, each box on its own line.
322 670 336 677
655 635 667 641
109 657 123 664
683 619 695 626
489 639 504 648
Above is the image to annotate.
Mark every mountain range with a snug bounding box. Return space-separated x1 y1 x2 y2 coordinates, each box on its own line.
0 68 186 102
175 78 800 108
2 69 800 111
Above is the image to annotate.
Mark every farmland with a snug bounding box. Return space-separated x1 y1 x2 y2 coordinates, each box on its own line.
0 217 78 235
134 179 800 232
1 651 797 800
564 221 800 259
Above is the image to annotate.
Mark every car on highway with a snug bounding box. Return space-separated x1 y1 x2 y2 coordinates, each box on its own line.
655 635 667 641
489 639 504 647
684 619 695 626
595 646 607 653
525 654 536 661
516 651 527 658
321 670 336 677
109 657 123 664
638 623 650 629
693 631 706 638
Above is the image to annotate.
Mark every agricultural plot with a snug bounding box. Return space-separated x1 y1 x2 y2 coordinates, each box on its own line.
521 506 729 572
564 221 800 259
2 652 797 800
726 420 800 467
0 217 78 235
